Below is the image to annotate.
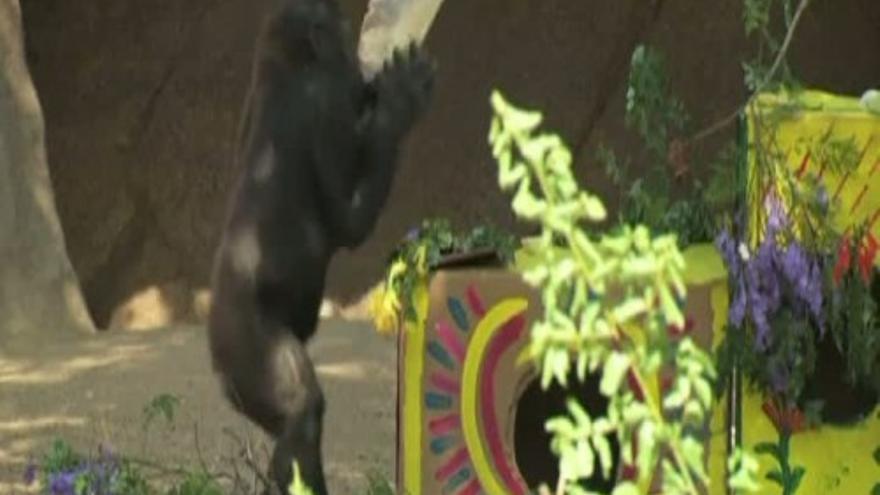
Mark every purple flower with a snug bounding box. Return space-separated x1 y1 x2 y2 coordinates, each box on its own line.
404 227 420 242
22 461 37 485
716 212 826 351
49 471 76 495
769 361 791 395
729 278 748 327
776 241 825 333
765 193 788 234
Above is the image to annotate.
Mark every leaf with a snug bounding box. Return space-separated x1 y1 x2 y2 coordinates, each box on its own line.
545 417 576 437
511 178 546 219
551 347 571 387
490 90 542 132
576 352 589 382
498 157 528 189
626 255 661 279
636 421 658 479
682 435 708 482
289 462 316 495
663 377 691 410
591 432 613 479
661 458 688 493
601 352 631 396
727 448 762 493
683 399 705 423
567 398 592 430
600 231 633 253
612 298 648 323
765 470 784 487
658 281 685 328
582 194 607 221
693 376 714 410
790 466 806 492
754 441 780 460
579 301 601 337
621 402 650 424
611 482 640 495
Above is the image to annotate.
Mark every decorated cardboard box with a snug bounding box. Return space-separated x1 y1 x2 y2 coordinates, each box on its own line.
745 90 880 247
723 89 880 493
395 245 732 495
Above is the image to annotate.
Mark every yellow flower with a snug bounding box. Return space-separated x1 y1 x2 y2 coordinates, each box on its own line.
368 246 430 336
368 283 401 336
414 244 428 275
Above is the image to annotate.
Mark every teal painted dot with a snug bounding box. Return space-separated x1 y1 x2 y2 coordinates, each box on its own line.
428 340 456 371
429 435 454 455
447 297 470 332
425 392 452 410
442 467 472 493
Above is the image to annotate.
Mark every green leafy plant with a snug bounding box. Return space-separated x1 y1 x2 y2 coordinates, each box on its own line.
825 228 880 395
741 0 806 93
488 90 759 494
371 218 519 334
23 395 231 495
165 471 224 495
755 432 805 495
362 470 395 495
625 45 688 159
142 393 181 431
25 439 153 495
600 44 722 248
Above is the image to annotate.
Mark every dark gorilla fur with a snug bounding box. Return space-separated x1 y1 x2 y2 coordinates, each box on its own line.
206 0 434 493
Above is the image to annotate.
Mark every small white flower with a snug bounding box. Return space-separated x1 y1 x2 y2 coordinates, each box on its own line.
738 242 751 261
861 89 880 114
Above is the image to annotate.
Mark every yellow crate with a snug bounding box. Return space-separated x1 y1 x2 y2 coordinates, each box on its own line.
717 89 880 495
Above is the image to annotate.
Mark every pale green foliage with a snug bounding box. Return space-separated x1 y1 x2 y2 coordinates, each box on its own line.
288 462 315 495
488 90 760 494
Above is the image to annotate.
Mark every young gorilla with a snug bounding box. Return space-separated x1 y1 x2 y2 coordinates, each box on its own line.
206 0 434 493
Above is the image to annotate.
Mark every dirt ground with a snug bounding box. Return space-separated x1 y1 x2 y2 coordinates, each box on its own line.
0 319 398 494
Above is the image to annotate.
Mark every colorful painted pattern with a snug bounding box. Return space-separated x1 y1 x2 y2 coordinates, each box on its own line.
404 282 532 495
731 89 880 493
745 90 880 252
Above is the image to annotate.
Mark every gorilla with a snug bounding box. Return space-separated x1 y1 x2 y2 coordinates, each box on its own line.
206 0 434 493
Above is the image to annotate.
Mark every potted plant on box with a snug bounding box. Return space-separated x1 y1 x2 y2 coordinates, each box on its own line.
369 218 520 335
716 189 879 417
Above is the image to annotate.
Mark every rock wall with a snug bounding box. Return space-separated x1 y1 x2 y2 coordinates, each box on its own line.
0 0 93 351
18 0 880 328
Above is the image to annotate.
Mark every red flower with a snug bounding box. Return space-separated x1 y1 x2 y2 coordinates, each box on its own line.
666 317 695 338
762 396 809 435
858 233 878 284
626 368 645 402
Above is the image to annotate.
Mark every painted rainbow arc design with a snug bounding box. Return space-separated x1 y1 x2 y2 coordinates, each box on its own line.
423 284 530 495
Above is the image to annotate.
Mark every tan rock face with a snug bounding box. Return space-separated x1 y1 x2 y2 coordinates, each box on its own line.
0 0 94 351
17 0 880 329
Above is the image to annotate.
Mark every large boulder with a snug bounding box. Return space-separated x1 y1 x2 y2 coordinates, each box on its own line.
0 0 94 352
18 0 880 329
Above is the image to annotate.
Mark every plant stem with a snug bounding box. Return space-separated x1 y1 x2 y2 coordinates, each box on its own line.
628 364 701 495
690 0 811 144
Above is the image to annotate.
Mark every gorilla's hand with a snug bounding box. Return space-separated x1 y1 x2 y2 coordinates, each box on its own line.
373 42 435 137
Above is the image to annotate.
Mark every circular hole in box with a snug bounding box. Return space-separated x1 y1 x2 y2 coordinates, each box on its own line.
513 369 620 492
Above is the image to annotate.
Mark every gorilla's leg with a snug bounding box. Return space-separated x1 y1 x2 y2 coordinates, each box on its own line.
218 330 327 495
265 333 328 495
